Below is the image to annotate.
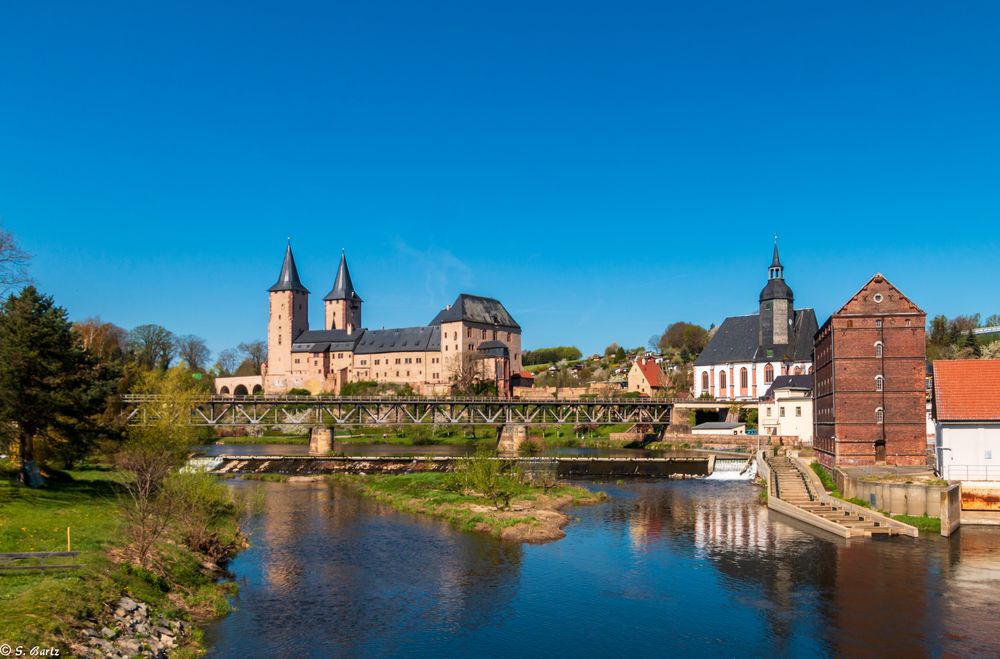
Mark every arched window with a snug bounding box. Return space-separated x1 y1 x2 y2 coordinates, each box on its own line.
701 372 709 390
875 375 884 392
764 364 774 383
875 341 883 358
740 367 748 388
876 407 884 424
719 371 727 390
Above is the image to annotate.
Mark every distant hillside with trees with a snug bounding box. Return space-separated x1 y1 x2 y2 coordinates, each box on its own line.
928 313 1000 360
523 346 582 366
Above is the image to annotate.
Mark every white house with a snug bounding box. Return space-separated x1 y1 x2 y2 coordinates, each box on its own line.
758 374 813 444
934 359 1000 482
692 422 746 436
693 245 816 401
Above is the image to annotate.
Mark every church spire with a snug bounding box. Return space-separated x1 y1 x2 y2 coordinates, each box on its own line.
324 250 363 302
768 238 784 280
268 241 309 293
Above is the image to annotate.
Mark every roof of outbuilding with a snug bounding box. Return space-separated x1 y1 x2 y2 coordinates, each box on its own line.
694 309 817 366
430 294 520 329
933 359 1000 421
761 374 813 400
694 422 745 430
324 251 362 302
268 243 309 293
354 326 441 354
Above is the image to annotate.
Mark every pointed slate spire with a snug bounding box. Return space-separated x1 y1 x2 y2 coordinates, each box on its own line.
268 241 309 293
324 250 363 302
770 241 782 269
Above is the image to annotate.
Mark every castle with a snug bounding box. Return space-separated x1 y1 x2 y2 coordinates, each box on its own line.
219 242 523 396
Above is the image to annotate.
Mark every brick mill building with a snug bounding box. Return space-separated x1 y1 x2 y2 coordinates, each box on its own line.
693 245 817 400
813 274 927 467
220 242 523 396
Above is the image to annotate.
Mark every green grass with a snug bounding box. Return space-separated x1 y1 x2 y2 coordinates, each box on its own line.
332 472 604 538
891 514 941 533
810 462 837 491
0 464 243 651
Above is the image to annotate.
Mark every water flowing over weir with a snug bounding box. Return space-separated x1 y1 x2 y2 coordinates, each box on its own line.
706 457 756 481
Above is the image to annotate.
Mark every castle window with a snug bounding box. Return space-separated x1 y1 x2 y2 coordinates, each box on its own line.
764 364 774 383
416 358 422 364
395 358 401 365
875 375 884 392
876 407 884 424
701 372 709 390
278 336 282 345
467 328 472 338
875 342 883 358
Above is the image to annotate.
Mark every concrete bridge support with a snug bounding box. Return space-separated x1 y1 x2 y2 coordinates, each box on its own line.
309 426 334 455
496 424 528 456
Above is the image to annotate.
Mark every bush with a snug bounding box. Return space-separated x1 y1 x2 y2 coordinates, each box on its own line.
448 447 524 510
810 462 836 491
287 388 311 396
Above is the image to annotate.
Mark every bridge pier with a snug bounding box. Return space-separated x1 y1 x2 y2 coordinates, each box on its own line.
309 426 334 455
496 424 528 456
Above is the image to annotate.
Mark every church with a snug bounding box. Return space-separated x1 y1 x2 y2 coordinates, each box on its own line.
693 246 817 401
222 242 523 396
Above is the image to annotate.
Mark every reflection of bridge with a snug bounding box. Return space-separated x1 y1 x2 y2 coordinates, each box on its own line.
121 395 675 427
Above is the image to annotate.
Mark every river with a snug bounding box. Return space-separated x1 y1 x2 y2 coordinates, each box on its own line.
204 478 1000 657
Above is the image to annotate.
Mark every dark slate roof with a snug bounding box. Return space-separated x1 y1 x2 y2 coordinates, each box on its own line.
291 328 364 353
268 243 309 293
759 277 793 302
477 340 510 357
429 294 520 329
770 243 783 268
324 251 362 302
694 309 818 366
354 326 441 354
761 374 813 400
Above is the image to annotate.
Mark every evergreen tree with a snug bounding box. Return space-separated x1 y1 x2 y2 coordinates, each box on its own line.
965 329 982 357
0 286 117 485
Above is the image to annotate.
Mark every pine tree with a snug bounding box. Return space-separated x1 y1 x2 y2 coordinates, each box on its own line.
965 329 982 358
0 286 117 485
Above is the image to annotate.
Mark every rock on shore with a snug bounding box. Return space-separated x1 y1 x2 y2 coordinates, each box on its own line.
72 596 189 658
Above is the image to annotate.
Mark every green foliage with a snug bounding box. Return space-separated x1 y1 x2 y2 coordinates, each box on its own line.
892 514 941 533
163 471 247 561
810 462 836 491
287 387 312 396
656 321 709 357
127 323 177 370
845 497 870 508
0 286 119 482
615 346 627 360
523 346 583 366
448 447 525 510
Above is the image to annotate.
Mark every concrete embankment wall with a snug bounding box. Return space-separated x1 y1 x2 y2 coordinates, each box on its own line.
834 469 947 517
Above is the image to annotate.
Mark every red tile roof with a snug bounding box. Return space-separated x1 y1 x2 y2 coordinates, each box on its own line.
634 358 667 388
933 359 1000 421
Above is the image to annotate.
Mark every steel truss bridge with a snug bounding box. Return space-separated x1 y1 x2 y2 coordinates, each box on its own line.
120 395 675 427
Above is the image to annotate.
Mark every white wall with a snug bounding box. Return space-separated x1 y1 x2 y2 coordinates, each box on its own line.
759 390 813 442
937 423 1000 481
694 360 812 400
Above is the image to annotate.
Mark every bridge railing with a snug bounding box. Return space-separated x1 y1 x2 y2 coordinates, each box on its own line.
119 394 677 405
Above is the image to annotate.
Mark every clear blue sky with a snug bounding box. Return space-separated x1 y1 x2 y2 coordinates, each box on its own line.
2 1 998 358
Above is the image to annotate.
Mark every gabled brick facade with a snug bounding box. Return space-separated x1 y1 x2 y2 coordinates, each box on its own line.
813 274 926 467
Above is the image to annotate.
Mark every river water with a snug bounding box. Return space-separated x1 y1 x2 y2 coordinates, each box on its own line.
204 478 1000 657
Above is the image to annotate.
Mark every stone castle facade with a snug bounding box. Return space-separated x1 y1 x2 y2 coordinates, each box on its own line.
258 243 522 396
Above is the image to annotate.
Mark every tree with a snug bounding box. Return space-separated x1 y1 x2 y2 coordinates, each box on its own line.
522 346 582 366
658 321 709 357
0 287 117 485
0 227 30 295
615 346 626 360
603 342 620 357
985 314 1000 328
965 329 982 358
928 315 949 347
214 348 240 376
238 340 267 374
449 351 487 395
177 334 210 371
74 317 128 362
128 324 176 370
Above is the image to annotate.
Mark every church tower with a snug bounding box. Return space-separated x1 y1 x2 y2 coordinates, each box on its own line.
266 241 309 386
759 242 794 346
324 251 362 332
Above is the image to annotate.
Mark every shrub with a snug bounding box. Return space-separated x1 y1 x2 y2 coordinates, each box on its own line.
810 462 836 492
448 447 525 510
287 388 311 396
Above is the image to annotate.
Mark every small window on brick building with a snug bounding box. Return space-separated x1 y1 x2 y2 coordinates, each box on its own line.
876 408 884 424
873 293 884 303
875 319 882 328
875 342 883 358
905 319 912 327
875 375 884 391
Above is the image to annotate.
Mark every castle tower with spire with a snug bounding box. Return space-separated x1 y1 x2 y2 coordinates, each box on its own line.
324 251 362 332
265 241 309 387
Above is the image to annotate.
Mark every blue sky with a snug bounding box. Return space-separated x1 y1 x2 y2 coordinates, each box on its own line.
2 1 998 358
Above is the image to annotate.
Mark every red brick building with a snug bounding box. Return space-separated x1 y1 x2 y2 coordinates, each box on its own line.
813 274 926 467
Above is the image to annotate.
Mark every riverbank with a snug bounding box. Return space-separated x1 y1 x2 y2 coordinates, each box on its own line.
333 472 606 543
0 464 245 655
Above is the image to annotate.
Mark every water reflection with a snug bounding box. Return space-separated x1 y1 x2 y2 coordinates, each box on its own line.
206 479 1000 657
197 442 718 459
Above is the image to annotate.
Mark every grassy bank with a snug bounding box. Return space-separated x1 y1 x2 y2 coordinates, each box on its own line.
333 472 605 542
0 465 243 654
891 514 941 534
213 434 309 445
